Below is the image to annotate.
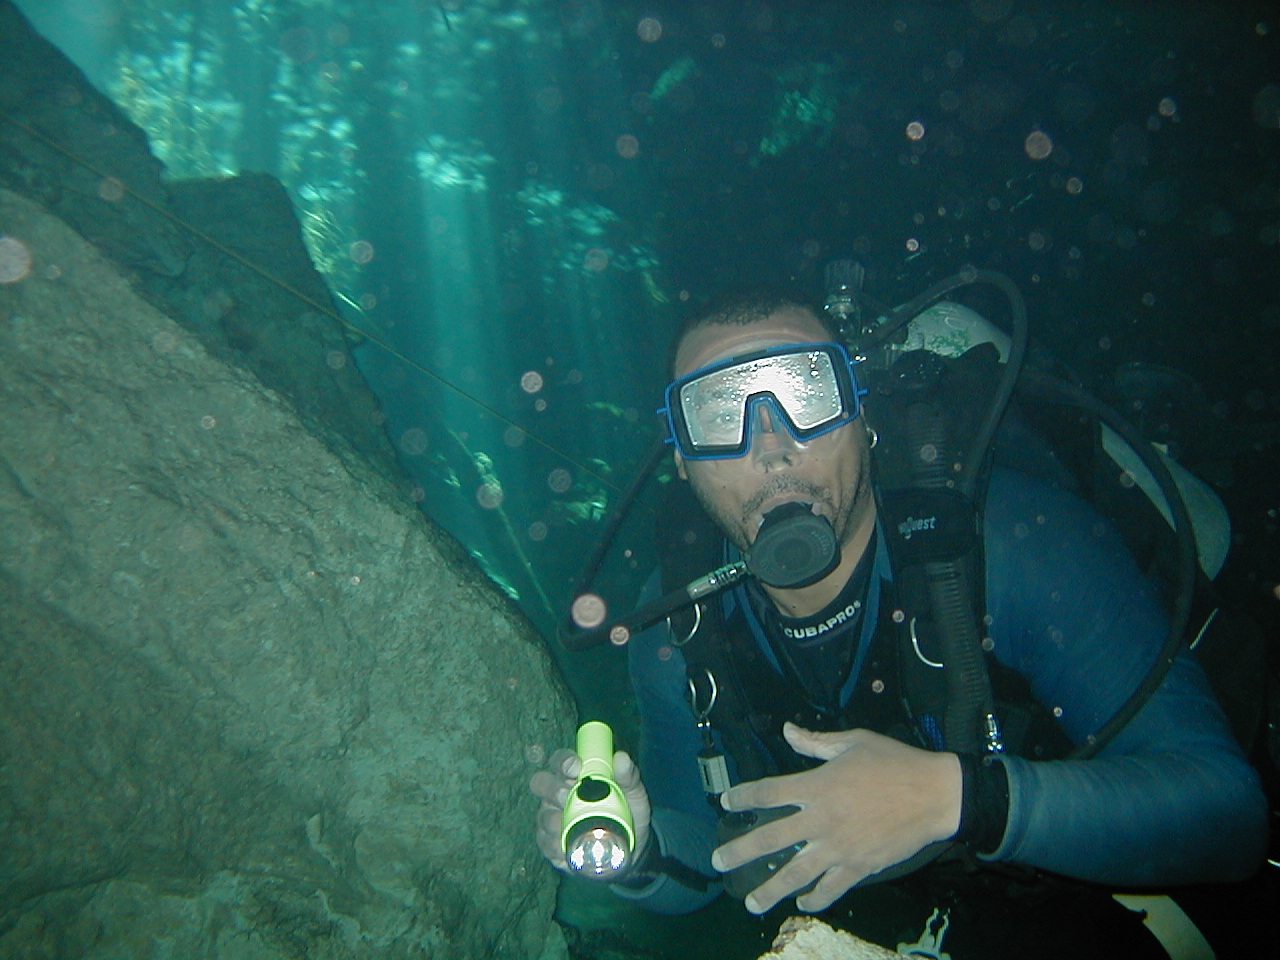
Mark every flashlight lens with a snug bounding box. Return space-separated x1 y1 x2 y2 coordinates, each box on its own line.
566 826 629 877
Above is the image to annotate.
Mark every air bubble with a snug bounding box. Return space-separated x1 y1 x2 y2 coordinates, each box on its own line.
476 482 504 509
571 593 607 629
520 370 544 394
616 134 640 159
637 17 662 42
1024 130 1053 160
906 121 925 141
400 428 429 456
98 177 126 202
0 236 33 284
547 468 572 493
349 240 374 264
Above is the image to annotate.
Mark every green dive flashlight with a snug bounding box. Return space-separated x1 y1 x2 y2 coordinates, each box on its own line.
561 721 635 879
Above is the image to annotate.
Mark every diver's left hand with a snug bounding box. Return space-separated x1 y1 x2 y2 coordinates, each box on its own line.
710 724 962 915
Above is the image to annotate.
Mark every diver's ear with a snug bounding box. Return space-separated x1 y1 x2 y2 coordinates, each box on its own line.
674 449 688 480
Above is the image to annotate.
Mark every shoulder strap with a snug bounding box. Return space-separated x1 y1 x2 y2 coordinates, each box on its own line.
866 345 1002 755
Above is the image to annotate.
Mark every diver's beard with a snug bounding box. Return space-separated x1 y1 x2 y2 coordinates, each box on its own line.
690 457 874 556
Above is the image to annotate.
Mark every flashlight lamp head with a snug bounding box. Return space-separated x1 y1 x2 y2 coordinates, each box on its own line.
564 815 632 876
560 722 636 880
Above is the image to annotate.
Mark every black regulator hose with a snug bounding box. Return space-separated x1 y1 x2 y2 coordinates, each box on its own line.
560 436 669 646
892 268 1029 756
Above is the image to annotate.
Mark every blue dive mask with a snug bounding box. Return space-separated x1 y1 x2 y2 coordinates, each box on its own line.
660 342 866 460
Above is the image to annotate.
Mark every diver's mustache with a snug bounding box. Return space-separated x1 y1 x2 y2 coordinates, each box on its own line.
743 479 828 517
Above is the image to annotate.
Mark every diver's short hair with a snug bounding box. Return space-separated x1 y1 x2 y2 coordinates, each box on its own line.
667 286 837 377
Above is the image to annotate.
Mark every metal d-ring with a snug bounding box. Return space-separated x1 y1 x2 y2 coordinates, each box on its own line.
910 616 945 669
687 667 718 722
669 601 703 647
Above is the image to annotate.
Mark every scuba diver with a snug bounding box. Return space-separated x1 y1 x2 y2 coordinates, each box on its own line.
530 273 1270 959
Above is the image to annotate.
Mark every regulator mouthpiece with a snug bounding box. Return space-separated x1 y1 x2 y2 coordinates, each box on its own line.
747 503 840 589
561 721 635 879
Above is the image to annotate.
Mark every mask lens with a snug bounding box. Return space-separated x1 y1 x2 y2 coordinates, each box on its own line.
676 348 849 455
775 351 842 429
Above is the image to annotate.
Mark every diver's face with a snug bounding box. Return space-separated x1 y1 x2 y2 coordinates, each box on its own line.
672 308 873 555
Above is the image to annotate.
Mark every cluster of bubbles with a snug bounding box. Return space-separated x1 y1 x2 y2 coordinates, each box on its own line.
518 182 620 237
414 135 497 192
517 181 662 279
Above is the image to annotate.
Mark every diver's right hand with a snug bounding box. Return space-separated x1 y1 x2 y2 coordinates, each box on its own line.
530 747 652 874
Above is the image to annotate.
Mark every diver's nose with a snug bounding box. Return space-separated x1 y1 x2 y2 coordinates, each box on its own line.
750 400 800 467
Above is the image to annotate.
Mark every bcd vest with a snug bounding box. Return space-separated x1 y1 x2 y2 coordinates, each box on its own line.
658 344 1074 785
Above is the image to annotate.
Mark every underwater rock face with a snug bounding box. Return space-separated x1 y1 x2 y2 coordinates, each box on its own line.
0 0 187 278
0 0 403 495
0 187 573 959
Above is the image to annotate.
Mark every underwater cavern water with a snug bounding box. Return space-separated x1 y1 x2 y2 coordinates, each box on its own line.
3 1 1280 958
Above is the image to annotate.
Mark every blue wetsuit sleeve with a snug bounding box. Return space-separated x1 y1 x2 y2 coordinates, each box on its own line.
609 608 722 914
980 469 1268 885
